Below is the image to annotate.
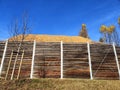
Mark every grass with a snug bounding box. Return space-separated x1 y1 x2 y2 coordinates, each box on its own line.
0 78 120 90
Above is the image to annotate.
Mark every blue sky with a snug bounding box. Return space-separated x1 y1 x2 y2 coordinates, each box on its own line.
0 0 120 41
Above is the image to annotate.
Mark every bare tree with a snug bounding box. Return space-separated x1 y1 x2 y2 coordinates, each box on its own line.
7 13 32 80
8 13 31 49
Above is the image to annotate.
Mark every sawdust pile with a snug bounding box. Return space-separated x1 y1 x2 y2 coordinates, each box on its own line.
9 34 92 42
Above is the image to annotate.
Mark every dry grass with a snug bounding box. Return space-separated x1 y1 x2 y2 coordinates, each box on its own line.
0 79 120 90
9 34 91 42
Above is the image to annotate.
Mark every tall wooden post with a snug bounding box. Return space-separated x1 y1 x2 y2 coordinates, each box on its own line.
0 40 8 76
87 42 93 80
113 42 120 79
30 40 36 79
61 41 63 79
5 50 13 80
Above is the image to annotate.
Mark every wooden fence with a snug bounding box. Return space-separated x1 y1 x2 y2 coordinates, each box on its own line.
0 41 120 80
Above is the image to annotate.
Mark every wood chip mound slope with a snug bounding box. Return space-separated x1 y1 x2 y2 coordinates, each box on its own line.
9 34 92 42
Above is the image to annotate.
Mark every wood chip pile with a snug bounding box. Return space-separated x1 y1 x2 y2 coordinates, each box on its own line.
9 34 92 42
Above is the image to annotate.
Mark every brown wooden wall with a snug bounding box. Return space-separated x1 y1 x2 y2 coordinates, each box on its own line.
90 44 119 80
63 43 90 79
0 41 120 80
0 41 33 80
33 42 61 78
0 41 5 65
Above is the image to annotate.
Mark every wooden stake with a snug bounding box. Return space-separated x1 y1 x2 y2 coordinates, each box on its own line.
11 43 21 80
5 50 13 80
17 50 24 79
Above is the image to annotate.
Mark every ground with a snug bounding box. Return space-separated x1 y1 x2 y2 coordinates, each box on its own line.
0 79 120 90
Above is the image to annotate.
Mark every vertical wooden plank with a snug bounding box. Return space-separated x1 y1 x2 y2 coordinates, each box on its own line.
5 50 13 80
113 42 120 79
30 40 36 79
0 40 8 76
11 43 22 80
17 50 24 79
61 41 63 79
87 42 93 80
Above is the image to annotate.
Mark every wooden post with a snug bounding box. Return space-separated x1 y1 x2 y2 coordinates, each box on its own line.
11 43 21 80
61 41 63 79
17 50 24 79
5 50 13 80
87 42 93 80
0 40 8 76
30 40 36 79
113 42 120 79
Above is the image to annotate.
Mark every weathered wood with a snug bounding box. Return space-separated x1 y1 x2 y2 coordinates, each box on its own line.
17 50 24 79
0 40 8 76
1 41 33 80
90 44 119 79
5 50 13 80
1 41 120 80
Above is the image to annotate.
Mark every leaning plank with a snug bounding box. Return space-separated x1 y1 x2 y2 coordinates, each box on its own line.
17 50 24 79
5 50 13 80
11 42 22 80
